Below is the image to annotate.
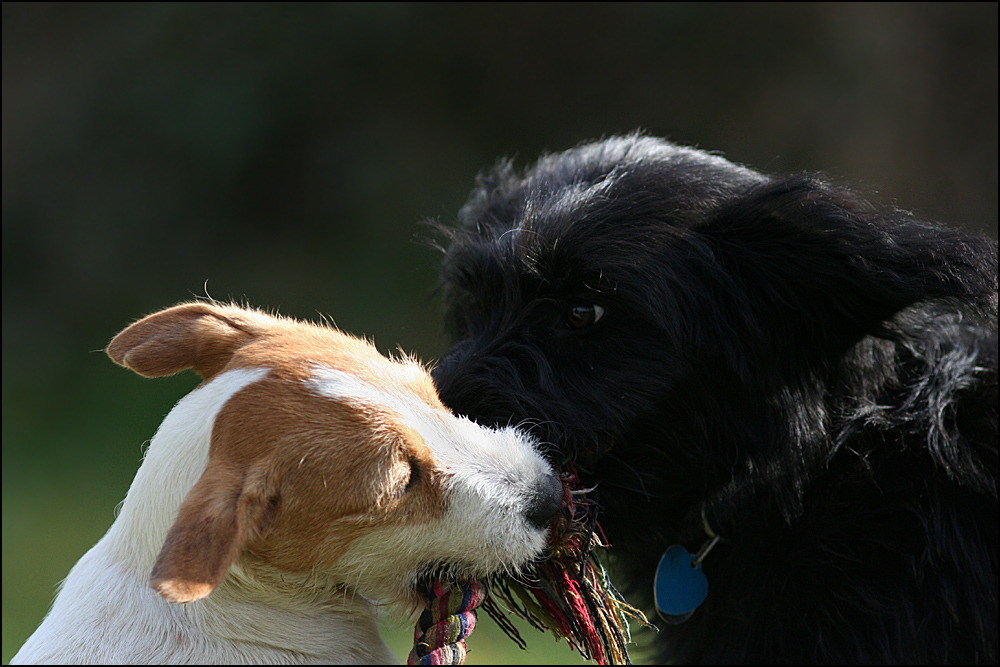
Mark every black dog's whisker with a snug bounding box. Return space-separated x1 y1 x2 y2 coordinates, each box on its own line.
599 449 657 499
595 479 669 500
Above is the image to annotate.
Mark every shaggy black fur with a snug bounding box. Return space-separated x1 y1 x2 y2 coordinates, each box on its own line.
431 135 998 663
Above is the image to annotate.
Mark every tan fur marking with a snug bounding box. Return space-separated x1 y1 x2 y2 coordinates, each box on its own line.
107 303 254 380
150 461 275 603
130 302 450 598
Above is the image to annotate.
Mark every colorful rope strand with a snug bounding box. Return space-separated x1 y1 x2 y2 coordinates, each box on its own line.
408 580 486 665
483 469 653 664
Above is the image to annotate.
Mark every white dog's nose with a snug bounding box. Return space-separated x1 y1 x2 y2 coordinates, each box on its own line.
526 473 564 529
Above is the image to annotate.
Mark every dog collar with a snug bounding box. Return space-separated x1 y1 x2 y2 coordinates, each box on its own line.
653 506 723 624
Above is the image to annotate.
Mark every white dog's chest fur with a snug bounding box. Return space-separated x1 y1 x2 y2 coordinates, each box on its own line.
17 539 396 664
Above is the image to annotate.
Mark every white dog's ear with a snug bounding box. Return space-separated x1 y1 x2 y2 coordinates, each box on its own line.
150 462 276 603
106 302 253 379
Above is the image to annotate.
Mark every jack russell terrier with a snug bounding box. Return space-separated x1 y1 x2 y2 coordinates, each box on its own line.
12 302 563 664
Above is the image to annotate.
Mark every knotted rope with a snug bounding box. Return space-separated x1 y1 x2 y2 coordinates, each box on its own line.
409 468 651 665
482 467 653 664
408 580 486 665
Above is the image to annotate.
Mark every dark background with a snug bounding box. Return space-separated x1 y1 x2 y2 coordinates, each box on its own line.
3 4 996 663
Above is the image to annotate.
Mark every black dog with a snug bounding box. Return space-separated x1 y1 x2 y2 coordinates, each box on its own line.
431 134 997 663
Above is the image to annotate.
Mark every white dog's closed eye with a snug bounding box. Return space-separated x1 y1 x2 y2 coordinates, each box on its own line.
12 301 561 665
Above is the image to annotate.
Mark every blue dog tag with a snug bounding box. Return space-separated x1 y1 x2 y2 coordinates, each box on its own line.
654 545 709 624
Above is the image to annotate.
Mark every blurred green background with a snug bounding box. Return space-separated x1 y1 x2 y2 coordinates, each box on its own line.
2 3 996 664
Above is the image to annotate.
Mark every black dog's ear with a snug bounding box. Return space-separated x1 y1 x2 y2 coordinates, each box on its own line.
699 177 997 362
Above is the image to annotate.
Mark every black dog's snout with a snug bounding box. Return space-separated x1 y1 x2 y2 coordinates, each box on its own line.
526 473 565 529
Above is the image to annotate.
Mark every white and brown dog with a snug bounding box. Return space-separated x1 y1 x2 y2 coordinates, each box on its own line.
12 302 562 665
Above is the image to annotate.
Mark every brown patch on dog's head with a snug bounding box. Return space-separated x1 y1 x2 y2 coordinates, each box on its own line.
110 302 450 603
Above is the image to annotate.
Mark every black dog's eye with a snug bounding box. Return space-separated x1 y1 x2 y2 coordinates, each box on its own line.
565 303 605 329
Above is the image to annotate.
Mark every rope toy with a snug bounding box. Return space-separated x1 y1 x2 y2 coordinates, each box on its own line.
482 466 654 664
409 467 651 665
407 580 486 665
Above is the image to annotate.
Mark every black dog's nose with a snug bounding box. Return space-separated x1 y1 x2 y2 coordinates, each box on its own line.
526 473 565 529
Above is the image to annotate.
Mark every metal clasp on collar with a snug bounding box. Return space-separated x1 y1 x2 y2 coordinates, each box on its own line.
691 533 721 567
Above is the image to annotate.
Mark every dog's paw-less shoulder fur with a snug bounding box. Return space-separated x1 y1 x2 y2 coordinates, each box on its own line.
433 134 998 663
